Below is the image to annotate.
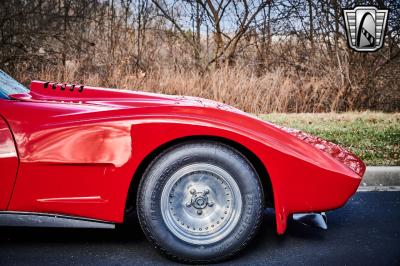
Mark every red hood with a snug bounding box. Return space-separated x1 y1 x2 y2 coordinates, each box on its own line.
10 81 243 113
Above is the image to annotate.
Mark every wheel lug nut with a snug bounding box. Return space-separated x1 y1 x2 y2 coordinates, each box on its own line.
204 189 209 194
190 189 196 194
197 210 202 215
208 201 214 207
186 202 191 207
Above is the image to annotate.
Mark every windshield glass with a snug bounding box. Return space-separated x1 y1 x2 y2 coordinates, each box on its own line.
0 70 29 98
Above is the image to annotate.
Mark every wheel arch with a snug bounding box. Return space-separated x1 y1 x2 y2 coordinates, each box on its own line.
124 135 274 223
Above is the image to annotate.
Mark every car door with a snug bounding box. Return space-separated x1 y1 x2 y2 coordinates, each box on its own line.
0 115 19 210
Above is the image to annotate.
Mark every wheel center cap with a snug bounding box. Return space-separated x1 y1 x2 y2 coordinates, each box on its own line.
186 188 214 214
193 196 207 209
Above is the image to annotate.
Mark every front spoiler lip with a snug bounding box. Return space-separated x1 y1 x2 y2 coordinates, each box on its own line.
292 212 328 230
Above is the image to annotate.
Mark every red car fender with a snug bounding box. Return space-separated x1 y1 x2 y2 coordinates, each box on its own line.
0 81 363 234
128 118 362 234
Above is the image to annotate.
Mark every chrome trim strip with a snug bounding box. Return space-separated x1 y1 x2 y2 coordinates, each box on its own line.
0 211 115 229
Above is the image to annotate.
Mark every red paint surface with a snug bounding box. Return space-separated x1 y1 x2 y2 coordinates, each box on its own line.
0 80 365 233
0 116 19 210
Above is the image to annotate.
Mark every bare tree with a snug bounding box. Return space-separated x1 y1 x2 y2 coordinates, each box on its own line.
1 0 399 112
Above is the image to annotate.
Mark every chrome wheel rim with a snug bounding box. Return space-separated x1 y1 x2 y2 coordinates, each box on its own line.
160 163 242 245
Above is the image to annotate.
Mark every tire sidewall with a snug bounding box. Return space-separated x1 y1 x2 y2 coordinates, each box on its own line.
138 142 263 262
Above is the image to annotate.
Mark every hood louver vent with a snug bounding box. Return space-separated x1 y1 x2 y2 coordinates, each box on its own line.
42 82 84 93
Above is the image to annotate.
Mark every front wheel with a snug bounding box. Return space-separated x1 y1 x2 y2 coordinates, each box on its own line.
137 141 264 263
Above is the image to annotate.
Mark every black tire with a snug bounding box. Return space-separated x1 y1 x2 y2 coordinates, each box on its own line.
137 141 264 263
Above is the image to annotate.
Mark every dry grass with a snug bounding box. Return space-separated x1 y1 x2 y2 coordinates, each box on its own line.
18 63 364 114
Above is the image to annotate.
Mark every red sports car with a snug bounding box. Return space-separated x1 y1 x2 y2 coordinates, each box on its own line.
0 70 365 263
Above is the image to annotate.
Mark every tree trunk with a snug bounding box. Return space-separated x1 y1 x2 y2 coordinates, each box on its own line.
307 0 314 52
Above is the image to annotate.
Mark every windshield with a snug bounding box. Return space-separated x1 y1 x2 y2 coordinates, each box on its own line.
0 70 29 98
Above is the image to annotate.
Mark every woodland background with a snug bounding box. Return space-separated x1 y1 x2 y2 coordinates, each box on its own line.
1 0 399 113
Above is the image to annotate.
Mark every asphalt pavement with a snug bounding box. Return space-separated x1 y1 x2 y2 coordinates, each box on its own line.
0 191 399 266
